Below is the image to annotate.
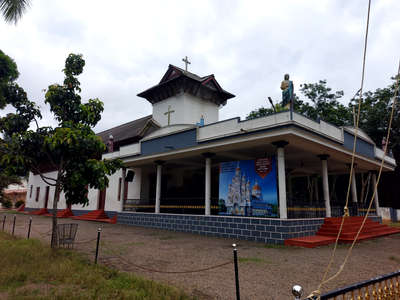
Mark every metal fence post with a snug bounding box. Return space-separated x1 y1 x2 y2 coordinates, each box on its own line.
232 243 240 300
27 217 32 239
2 215 5 231
95 227 102 264
12 214 16 236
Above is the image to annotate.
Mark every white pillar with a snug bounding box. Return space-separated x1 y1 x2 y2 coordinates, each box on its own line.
351 171 358 203
274 142 288 219
320 156 331 217
120 167 126 212
372 173 381 216
155 163 162 214
205 157 211 216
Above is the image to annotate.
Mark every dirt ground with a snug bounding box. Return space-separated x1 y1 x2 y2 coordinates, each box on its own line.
2 212 400 300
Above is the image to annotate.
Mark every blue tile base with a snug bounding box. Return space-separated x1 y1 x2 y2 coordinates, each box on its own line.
117 213 326 244
23 208 382 245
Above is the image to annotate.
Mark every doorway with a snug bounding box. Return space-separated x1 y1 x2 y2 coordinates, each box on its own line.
98 189 106 210
44 186 50 208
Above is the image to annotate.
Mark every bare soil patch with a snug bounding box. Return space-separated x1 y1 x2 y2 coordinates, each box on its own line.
4 212 400 299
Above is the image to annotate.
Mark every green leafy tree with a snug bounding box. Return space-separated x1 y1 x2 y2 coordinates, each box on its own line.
0 49 36 204
297 80 352 126
352 75 400 163
0 0 31 24
246 80 353 127
246 103 286 120
3 53 122 248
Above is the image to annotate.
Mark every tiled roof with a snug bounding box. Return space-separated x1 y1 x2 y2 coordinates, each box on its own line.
96 115 159 145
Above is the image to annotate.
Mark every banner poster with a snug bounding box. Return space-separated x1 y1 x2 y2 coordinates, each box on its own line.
218 157 278 217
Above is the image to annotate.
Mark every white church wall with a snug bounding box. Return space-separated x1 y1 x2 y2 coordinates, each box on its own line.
380 207 391 220
153 93 219 126
182 93 219 125
375 148 396 166
127 168 142 200
81 188 99 211
25 171 68 210
197 118 239 141
293 113 343 142
198 112 292 142
120 143 141 157
104 169 122 212
25 168 140 213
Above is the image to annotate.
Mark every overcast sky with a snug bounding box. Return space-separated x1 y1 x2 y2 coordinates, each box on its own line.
1 0 399 132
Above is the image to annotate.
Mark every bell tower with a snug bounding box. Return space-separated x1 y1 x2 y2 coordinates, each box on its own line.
137 63 235 127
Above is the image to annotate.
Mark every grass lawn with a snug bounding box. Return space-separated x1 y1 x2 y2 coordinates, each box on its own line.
0 232 194 300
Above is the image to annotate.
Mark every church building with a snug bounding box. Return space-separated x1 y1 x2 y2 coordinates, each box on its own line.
24 63 397 245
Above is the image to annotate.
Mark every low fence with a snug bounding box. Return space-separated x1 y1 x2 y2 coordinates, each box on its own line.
1 212 397 300
0 213 241 299
287 201 378 219
123 197 220 215
299 270 400 299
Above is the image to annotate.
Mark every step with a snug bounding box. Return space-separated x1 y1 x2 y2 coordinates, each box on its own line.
285 216 400 248
317 223 387 236
16 204 25 212
29 208 49 215
317 223 381 233
71 210 115 223
284 236 337 248
324 216 367 224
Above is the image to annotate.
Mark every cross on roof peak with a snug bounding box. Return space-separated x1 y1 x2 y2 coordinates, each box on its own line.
182 56 191 71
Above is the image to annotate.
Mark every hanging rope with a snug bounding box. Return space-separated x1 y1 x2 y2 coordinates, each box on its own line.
315 1 373 294
308 58 400 299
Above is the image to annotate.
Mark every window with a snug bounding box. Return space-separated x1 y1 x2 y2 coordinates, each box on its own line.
118 178 122 201
29 185 33 198
35 187 40 202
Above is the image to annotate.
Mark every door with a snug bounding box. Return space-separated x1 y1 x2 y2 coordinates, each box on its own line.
98 189 106 210
44 186 50 208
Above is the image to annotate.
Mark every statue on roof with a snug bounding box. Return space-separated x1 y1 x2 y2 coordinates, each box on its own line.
280 74 294 109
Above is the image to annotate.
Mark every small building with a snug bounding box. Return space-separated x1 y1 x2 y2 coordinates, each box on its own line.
25 64 396 244
3 180 27 207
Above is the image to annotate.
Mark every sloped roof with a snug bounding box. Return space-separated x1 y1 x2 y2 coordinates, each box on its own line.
96 115 159 147
137 64 235 106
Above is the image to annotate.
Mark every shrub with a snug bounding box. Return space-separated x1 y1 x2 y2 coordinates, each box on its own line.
15 200 24 208
2 200 12 209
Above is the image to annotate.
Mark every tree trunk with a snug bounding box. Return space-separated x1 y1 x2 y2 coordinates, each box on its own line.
50 174 61 249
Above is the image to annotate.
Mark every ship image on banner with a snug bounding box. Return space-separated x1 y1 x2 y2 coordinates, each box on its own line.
218 157 278 217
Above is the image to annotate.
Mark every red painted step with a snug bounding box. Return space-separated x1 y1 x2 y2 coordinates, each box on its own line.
43 208 74 218
285 216 400 248
16 204 25 212
284 235 336 248
71 209 116 224
29 208 49 215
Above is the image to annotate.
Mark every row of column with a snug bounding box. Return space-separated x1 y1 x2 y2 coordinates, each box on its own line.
276 141 381 218
154 153 214 216
152 142 381 218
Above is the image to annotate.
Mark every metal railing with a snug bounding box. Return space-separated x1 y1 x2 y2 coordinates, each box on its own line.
292 270 400 299
123 197 219 214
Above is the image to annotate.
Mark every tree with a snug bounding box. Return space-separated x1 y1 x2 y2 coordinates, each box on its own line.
0 0 31 24
246 103 286 120
352 75 400 162
246 80 353 127
297 80 352 127
3 53 122 248
0 49 37 204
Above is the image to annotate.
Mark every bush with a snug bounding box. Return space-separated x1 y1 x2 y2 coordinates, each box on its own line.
15 200 24 208
1 200 12 209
